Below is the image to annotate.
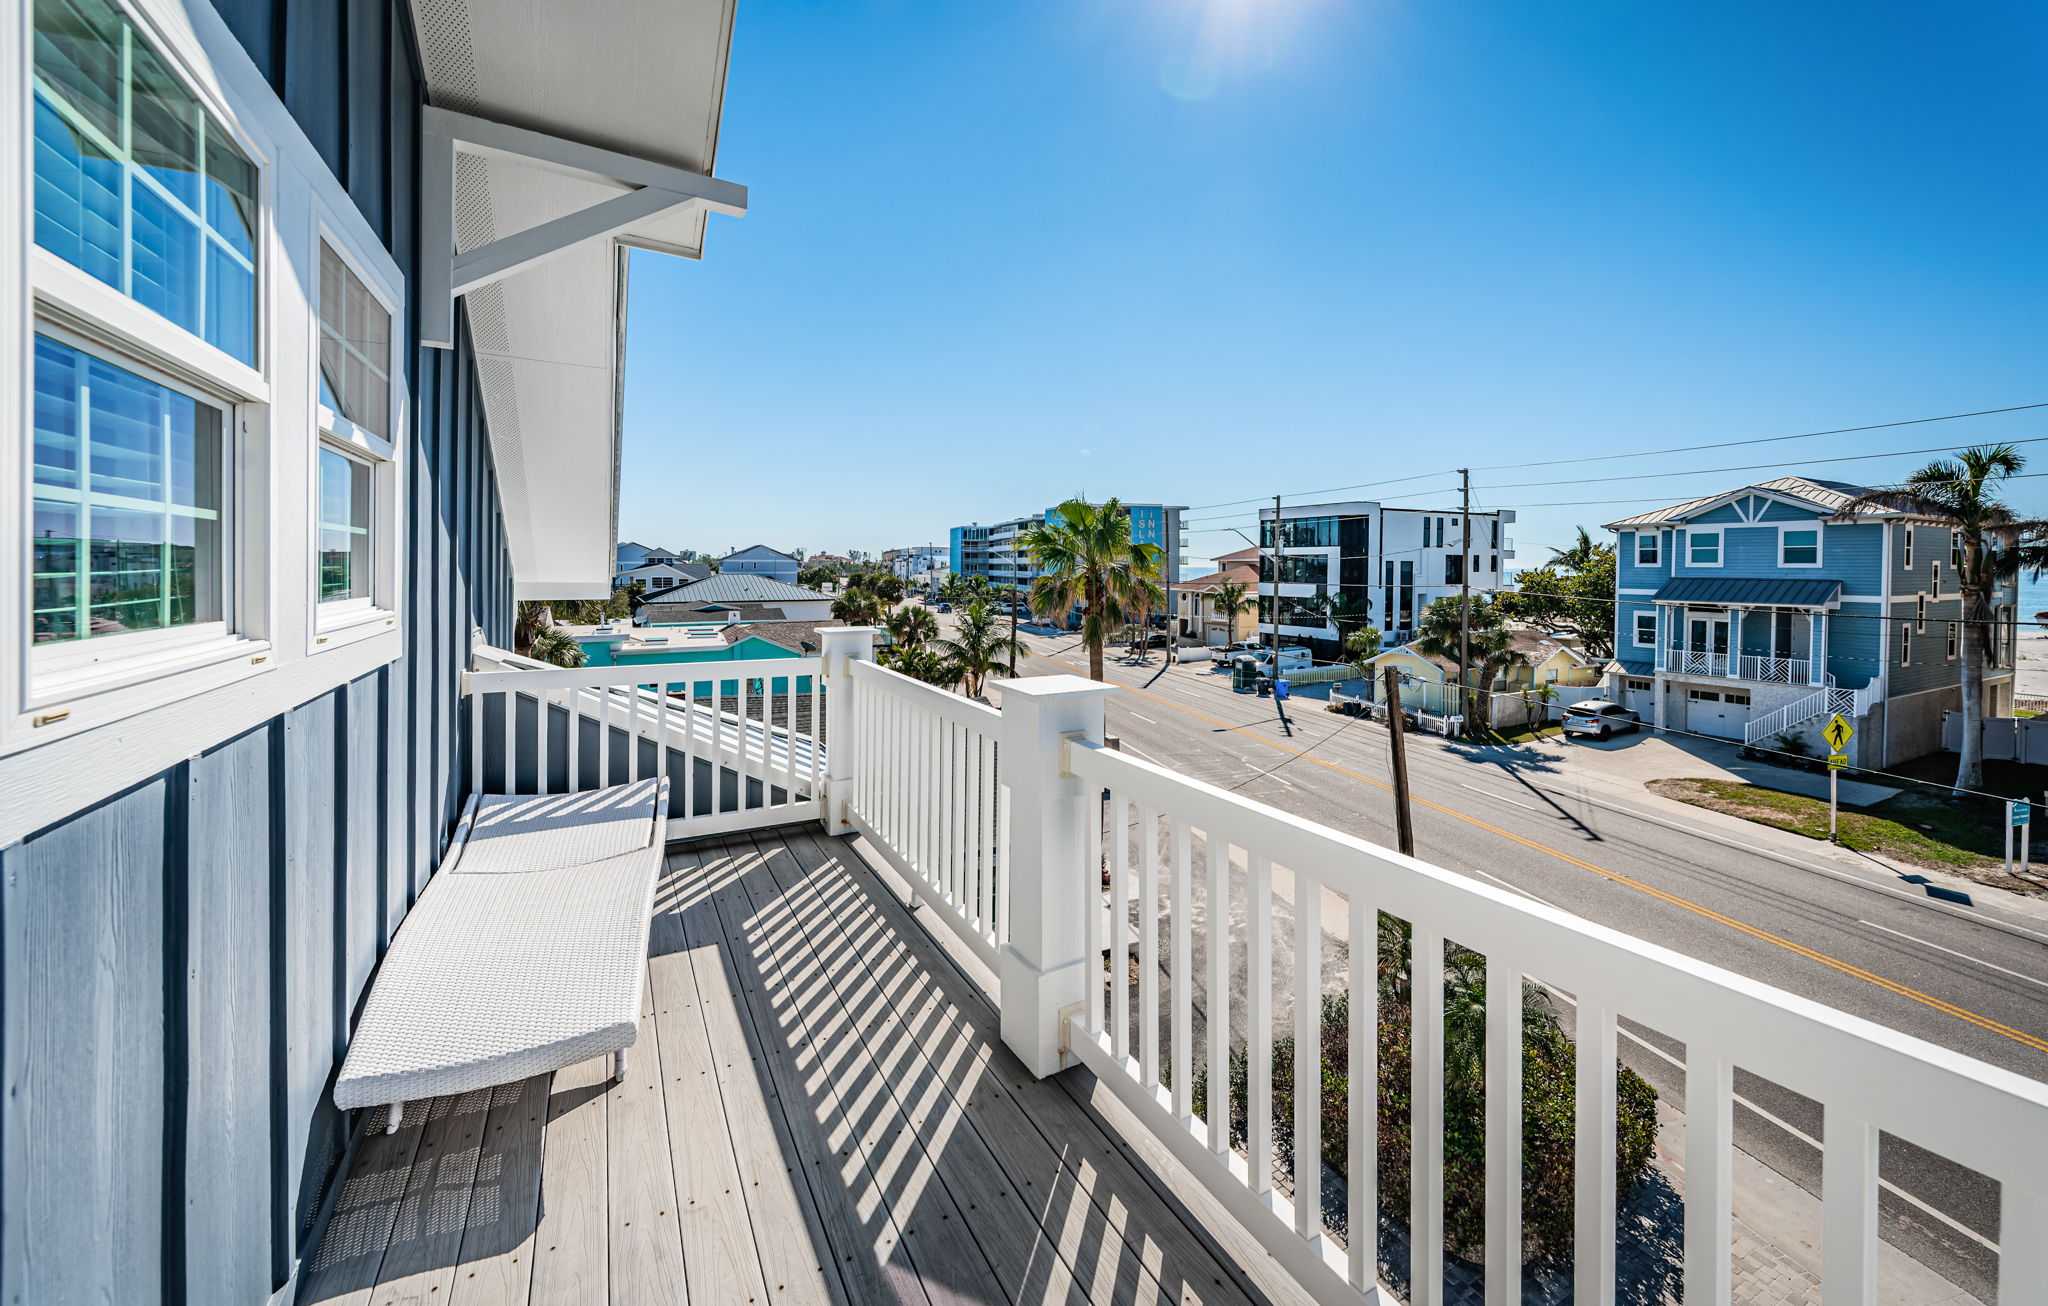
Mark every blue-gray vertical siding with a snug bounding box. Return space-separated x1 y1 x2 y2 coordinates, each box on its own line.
0 2 515 1302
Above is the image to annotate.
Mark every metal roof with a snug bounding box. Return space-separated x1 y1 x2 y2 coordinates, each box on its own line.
1651 577 1843 607
1603 477 1879 530
648 576 835 605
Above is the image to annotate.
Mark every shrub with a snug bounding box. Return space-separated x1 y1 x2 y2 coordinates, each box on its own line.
1193 913 1658 1261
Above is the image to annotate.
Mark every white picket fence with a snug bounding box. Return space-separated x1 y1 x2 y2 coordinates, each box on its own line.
465 644 822 837
808 628 2048 1306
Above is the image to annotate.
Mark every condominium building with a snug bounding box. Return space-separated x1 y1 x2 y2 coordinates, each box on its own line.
950 502 1188 591
1255 501 1517 659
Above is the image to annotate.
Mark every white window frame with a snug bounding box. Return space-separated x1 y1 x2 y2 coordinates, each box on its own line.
1900 624 1912 667
1686 529 1723 568
1947 621 1958 661
1 0 410 796
1916 594 1927 633
308 225 404 652
1633 611 1657 648
6 4 278 751
1951 530 1963 569
1903 526 1914 570
1777 524 1823 568
1636 531 1660 567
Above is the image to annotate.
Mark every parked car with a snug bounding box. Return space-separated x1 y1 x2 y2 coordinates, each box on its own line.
1561 700 1640 739
936 602 951 613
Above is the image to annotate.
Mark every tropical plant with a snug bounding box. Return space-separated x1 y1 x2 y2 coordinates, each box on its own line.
1211 579 1255 643
1831 444 2048 792
1415 594 1519 733
1496 535 1616 658
1519 680 1560 730
831 587 885 626
1548 526 1599 569
1192 913 1657 1261
1019 497 1166 682
798 564 839 592
883 641 960 687
1343 624 1384 677
933 599 1025 698
885 603 939 649
525 623 586 669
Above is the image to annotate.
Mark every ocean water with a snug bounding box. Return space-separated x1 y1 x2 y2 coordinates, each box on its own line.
2022 576 2048 626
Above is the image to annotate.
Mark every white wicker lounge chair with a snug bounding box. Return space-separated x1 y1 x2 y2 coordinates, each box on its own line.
334 778 669 1131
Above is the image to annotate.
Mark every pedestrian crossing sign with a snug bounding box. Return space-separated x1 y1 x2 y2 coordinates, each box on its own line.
1822 713 1854 753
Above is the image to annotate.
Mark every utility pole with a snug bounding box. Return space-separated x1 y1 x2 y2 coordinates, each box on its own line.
1383 666 1417 857
1269 494 1282 670
1458 468 1473 739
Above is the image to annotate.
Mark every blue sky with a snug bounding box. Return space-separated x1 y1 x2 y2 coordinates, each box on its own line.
618 0 2046 568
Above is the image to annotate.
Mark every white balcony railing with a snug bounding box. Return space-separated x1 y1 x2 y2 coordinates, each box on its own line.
465 644 822 838
1661 648 1818 685
468 630 2048 1306
815 628 2048 1306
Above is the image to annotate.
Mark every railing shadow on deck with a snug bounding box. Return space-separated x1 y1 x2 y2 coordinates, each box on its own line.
659 826 1281 1306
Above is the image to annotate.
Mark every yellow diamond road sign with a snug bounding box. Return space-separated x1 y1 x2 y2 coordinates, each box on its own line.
1822 713 1855 753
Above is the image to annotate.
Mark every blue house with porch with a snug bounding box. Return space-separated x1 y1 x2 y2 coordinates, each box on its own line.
1604 477 2017 765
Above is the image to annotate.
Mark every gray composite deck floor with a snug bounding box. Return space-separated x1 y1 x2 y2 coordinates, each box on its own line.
296 825 1286 1306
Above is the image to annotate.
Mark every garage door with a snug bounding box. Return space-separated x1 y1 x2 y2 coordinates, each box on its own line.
1686 688 1751 739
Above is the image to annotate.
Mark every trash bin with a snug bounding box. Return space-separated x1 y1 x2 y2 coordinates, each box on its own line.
1274 678 1290 701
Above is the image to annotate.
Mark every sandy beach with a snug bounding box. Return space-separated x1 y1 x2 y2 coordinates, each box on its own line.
2016 628 2048 704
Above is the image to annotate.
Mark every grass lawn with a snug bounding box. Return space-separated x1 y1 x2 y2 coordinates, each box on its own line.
1646 777 2019 873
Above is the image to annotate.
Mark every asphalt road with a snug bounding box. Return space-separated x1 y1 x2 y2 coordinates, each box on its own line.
976 625 2048 1300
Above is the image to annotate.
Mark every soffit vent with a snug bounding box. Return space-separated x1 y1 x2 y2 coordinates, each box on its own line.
412 0 481 114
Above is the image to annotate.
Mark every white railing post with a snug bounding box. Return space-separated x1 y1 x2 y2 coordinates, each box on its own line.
995 674 1114 1078
818 626 878 835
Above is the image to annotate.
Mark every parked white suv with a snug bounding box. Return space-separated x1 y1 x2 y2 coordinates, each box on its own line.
1561 700 1641 739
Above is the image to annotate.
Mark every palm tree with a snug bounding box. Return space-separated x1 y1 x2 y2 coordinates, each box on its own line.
1416 595 1518 733
526 623 587 669
1549 527 1598 569
831 587 885 626
886 642 961 687
1831 444 2048 792
934 599 1025 698
885 604 939 649
1211 580 1255 645
1019 497 1165 683
1343 624 1384 676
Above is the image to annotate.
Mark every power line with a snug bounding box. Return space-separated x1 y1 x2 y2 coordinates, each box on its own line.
1466 402 2048 475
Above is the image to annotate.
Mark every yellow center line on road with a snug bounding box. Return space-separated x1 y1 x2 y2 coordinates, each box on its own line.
1036 648 2048 1055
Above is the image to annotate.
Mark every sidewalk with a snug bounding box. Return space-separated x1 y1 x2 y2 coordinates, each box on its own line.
1534 730 1900 806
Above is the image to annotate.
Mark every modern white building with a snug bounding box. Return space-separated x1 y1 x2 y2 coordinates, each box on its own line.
1255 501 1516 660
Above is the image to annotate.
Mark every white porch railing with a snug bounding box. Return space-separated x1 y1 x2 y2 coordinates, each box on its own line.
841 655 1009 970
1735 653 1811 684
1745 684 1874 746
807 627 2048 1306
465 644 822 838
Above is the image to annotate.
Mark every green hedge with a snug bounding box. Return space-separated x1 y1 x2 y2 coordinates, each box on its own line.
1192 914 1657 1261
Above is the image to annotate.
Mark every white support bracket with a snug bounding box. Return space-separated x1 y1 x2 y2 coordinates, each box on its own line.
418 105 749 349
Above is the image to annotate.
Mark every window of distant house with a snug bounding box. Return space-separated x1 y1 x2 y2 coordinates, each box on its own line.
33 0 259 363
1947 621 1958 660
1916 594 1927 632
1903 528 1914 569
1932 562 1942 595
1951 530 1962 568
1781 528 1819 567
1687 530 1721 566
1899 624 1911 666
31 332 227 646
1636 532 1660 566
1633 612 1657 647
